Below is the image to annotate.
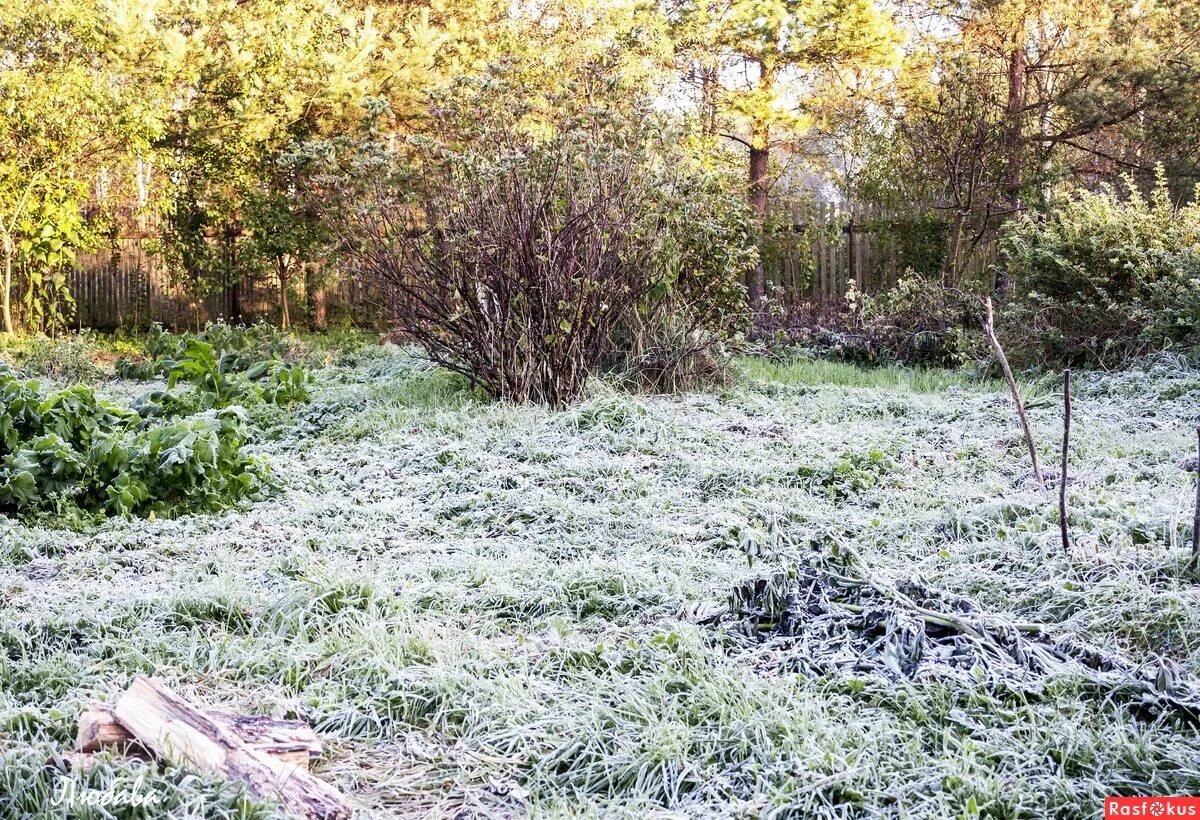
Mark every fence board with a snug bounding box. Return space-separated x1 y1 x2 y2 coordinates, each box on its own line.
765 201 998 302
65 227 377 331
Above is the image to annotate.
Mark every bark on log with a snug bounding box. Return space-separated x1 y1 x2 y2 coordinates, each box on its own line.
76 704 322 768
212 712 321 768
110 677 349 819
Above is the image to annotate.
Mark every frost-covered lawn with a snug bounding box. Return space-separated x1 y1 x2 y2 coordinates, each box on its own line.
4 347 1200 818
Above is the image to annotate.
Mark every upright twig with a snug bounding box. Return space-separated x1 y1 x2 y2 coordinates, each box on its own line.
982 296 1044 487
1189 426 1200 573
1059 369 1071 560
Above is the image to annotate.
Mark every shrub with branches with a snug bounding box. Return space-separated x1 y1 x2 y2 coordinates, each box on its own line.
1000 174 1200 365
316 119 661 404
302 70 753 405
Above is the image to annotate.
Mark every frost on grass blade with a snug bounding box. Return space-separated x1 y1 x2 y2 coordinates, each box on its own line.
4 349 1200 816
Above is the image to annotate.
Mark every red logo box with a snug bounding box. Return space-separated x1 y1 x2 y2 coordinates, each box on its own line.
1106 798 1200 817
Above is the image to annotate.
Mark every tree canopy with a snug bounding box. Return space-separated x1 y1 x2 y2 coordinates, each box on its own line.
2 0 1199 333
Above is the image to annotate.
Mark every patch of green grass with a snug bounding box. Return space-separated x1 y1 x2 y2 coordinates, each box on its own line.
307 348 485 442
738 355 1001 393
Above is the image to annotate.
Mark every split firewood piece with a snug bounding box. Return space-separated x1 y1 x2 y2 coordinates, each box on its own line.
75 705 322 768
75 705 151 758
112 676 349 820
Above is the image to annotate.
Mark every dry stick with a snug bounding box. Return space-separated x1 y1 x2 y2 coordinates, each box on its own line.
982 296 1044 487
1060 369 1072 560
1189 426 1200 573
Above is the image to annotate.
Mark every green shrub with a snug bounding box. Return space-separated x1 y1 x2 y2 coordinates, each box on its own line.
0 367 267 520
614 159 757 392
1000 174 1200 365
117 329 313 411
771 274 982 367
0 333 104 383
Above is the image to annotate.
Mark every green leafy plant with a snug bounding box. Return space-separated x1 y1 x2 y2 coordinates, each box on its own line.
117 323 311 406
114 325 313 412
263 363 311 405
97 407 267 517
0 367 267 520
1000 172 1200 365
166 340 254 408
131 388 203 420
165 339 311 409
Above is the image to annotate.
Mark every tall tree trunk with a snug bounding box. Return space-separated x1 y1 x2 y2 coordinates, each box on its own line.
995 43 1027 299
223 225 244 325
943 210 967 289
1037 72 1058 206
700 65 718 138
748 142 769 311
306 265 327 331
747 60 774 320
304 266 328 331
277 259 290 330
1003 45 1026 210
228 281 242 325
1 230 14 335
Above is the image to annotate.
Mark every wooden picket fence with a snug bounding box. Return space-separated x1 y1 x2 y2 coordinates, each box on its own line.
59 201 994 330
764 201 998 307
65 216 377 331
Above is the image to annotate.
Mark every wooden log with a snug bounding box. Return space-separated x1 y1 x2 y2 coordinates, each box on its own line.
73 706 153 761
209 712 322 768
76 705 143 755
75 705 321 768
112 677 349 820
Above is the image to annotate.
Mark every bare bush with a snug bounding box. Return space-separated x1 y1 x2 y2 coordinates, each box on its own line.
312 116 671 406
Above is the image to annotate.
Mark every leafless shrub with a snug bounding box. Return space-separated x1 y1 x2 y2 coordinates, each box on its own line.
318 127 664 406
